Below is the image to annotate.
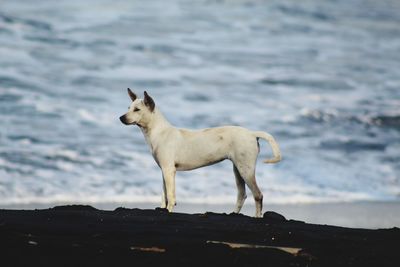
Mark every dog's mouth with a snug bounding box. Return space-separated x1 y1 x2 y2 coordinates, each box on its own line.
119 115 134 125
119 115 141 126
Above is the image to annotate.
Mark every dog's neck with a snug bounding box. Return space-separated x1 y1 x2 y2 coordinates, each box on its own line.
139 108 172 149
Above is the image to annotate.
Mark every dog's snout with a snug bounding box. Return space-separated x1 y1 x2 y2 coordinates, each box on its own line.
119 115 127 124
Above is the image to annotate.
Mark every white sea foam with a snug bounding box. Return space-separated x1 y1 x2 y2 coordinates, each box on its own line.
47 149 80 161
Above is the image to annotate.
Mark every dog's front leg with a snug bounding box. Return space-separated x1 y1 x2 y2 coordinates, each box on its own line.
162 167 176 212
161 178 167 209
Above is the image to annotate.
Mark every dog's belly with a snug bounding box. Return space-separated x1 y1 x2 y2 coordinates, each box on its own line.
174 157 226 171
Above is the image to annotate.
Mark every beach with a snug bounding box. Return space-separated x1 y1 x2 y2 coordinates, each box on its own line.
1 204 399 267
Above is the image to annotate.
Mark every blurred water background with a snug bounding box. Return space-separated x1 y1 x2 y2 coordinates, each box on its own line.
1 0 399 207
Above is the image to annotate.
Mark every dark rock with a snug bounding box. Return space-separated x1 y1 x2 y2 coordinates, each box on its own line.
289 219 306 224
228 212 247 218
263 211 286 222
155 207 169 213
114 207 131 212
51 205 98 211
1 206 399 267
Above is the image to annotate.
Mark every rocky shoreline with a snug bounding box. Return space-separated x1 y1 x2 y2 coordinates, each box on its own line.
1 205 399 266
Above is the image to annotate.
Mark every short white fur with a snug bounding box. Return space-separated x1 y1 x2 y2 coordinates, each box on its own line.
120 89 281 217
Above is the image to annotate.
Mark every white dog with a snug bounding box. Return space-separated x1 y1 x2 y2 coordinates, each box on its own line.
120 89 281 217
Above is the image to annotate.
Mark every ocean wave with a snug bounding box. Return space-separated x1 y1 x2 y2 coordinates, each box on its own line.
320 139 387 152
370 115 400 129
260 77 353 91
0 75 39 90
0 0 399 206
0 12 52 31
300 108 400 130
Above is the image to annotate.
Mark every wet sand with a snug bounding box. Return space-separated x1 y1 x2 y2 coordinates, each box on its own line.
1 205 399 267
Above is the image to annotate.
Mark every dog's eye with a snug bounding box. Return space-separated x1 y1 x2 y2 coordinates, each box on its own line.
134 108 140 112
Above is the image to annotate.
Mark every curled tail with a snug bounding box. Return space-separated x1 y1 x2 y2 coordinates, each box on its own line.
253 131 282 164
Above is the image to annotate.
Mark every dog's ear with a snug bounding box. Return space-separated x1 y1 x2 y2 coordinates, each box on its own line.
127 88 137 102
143 91 155 112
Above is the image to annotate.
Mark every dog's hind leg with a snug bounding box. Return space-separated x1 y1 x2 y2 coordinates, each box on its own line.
244 174 263 218
233 159 263 217
233 164 247 213
162 167 176 212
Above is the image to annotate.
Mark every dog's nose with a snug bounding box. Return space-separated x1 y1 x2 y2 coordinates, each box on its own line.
119 115 126 124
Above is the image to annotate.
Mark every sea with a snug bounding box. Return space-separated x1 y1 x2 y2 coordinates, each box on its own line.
1 0 399 207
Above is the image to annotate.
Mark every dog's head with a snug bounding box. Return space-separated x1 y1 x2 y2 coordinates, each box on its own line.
119 89 155 127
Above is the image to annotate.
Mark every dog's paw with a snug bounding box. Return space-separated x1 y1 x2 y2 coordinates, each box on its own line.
155 207 168 213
